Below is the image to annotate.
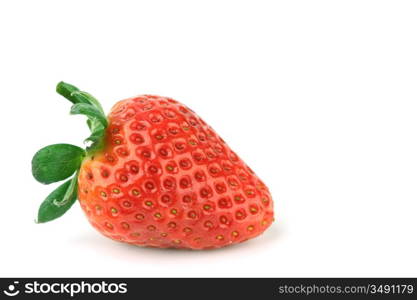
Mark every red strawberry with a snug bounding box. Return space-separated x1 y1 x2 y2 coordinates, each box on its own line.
32 82 274 250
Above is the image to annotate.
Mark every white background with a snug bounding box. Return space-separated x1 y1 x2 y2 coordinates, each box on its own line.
0 0 416 277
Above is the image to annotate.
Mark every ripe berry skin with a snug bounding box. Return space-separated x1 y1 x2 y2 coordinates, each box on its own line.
78 95 274 250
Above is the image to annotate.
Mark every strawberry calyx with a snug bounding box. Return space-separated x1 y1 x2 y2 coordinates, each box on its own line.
57 82 108 153
32 82 108 223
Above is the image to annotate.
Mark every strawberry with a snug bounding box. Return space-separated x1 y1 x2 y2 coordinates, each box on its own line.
32 82 274 250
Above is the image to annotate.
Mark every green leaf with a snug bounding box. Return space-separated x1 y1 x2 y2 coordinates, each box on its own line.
85 121 106 152
85 121 105 144
70 103 108 128
32 144 85 184
55 82 109 155
56 82 104 114
37 173 79 223
56 82 81 104
71 91 105 115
